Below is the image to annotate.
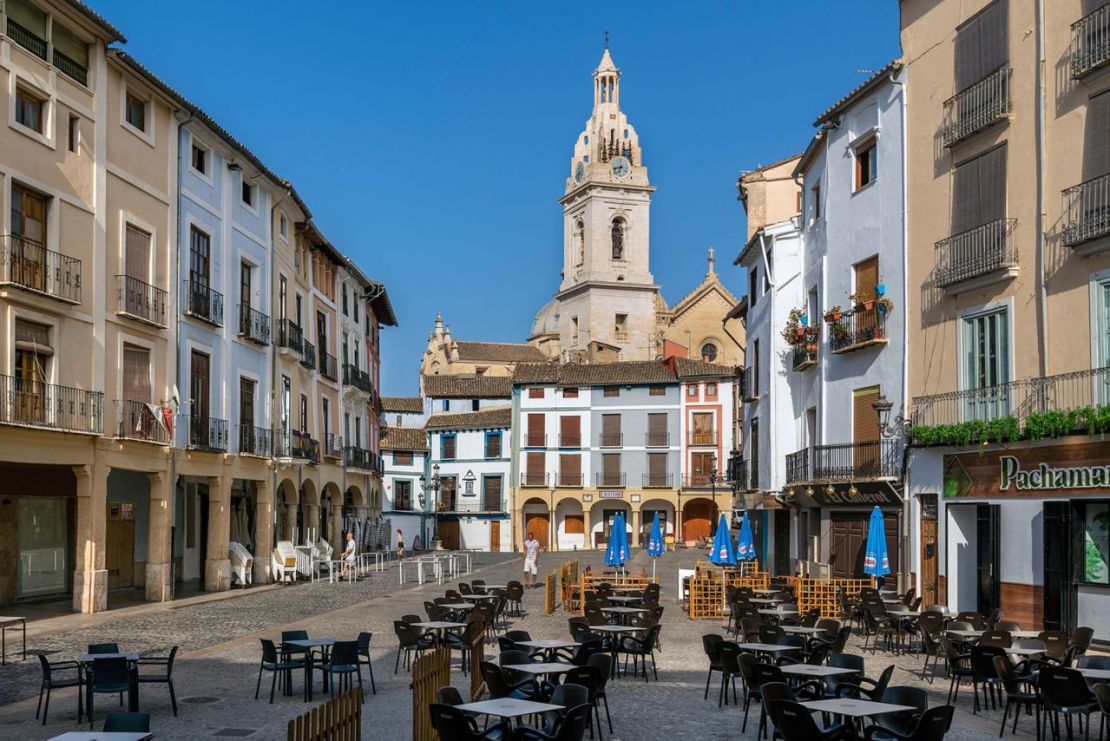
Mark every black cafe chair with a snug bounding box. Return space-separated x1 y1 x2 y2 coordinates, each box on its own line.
86 657 131 729
256 638 303 704
863 705 954 741
356 632 378 695
316 641 364 700
768 698 854 741
103 711 150 732
136 645 179 715
429 703 505 741
993 654 1040 738
1038 666 1098 741
36 654 84 725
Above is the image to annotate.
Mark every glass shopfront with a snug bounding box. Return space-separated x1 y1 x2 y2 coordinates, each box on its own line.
18 496 70 597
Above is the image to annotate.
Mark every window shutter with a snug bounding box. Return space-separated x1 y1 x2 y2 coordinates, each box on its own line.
955 0 1008 91
952 155 983 233
483 476 501 511
125 225 151 281
602 414 620 436
560 453 581 481
648 413 666 436
15 319 52 356
603 453 620 477
854 256 879 301
1086 90 1110 179
527 451 544 474
122 346 151 403
853 388 881 443
978 145 1007 224
528 413 544 434
649 452 666 476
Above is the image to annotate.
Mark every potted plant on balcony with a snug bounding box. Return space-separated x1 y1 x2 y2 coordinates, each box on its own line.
876 295 894 313
781 307 808 345
850 290 874 312
830 320 852 347
823 305 843 323
804 325 819 355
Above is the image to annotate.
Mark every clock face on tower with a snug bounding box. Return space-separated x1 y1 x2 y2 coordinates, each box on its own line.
610 156 631 178
574 162 585 183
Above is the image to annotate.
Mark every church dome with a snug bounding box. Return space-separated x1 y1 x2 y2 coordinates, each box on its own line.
529 299 560 340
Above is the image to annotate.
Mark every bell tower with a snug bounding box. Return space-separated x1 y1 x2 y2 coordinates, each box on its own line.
552 45 659 361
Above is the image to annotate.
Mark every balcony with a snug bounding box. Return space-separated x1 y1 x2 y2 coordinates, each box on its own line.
276 320 304 355
559 433 582 448
642 473 673 488
727 457 750 491
682 473 724 488
688 431 718 446
524 433 547 448
300 340 317 370
791 343 818 371
238 305 270 345
614 330 628 342
2 236 82 304
1071 3 1110 79
53 48 87 86
184 416 228 452
520 472 549 487
115 400 170 444
934 218 1018 293
785 441 901 484
1063 174 1110 254
344 446 374 471
645 432 670 447
323 433 343 459
276 430 320 462
0 375 101 434
556 472 583 487
740 367 757 402
829 307 889 354
596 472 626 488
942 66 1012 147
238 425 271 457
599 432 623 448
319 351 338 381
184 280 223 326
7 18 46 60
343 364 372 393
116 275 167 327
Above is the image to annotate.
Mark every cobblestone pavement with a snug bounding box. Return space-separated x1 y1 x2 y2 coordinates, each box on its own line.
0 548 1044 739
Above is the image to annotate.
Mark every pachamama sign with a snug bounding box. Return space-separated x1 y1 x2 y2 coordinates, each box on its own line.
943 441 1110 498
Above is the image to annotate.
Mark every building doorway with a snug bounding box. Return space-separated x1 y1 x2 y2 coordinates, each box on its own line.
919 494 939 606
682 499 715 543
106 503 135 589
976 504 1001 616
524 511 549 550
438 519 460 551
490 520 501 552
1043 501 1076 632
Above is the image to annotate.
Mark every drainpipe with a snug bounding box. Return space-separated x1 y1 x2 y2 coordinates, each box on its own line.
269 188 292 548
1035 0 1048 376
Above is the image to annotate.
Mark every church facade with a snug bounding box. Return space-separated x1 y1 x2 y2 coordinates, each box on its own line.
528 48 744 366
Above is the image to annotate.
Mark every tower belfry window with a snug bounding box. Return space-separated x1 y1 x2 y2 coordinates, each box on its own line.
611 218 625 260
575 219 585 267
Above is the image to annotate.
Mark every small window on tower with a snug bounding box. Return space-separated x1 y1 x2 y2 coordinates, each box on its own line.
575 219 585 267
611 218 625 260
615 314 627 340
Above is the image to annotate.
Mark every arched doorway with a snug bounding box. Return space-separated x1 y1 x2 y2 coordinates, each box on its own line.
682 498 717 544
554 498 585 551
276 479 298 544
521 497 550 551
589 500 631 551
639 498 675 546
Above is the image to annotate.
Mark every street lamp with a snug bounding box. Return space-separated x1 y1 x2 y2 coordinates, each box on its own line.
419 463 441 550
708 453 719 536
872 395 912 439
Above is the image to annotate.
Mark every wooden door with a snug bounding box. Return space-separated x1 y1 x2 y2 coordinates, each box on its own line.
489 521 501 552
682 500 714 543
13 320 48 424
829 513 868 578
774 510 790 575
524 512 549 550
691 452 714 486
11 186 47 291
106 512 135 589
439 520 460 551
853 387 881 476
920 495 939 606
977 504 1001 615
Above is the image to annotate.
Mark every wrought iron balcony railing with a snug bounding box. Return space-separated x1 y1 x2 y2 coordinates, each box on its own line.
688 431 718 446
276 319 304 354
934 218 1018 289
343 364 372 393
682 473 725 488
116 400 170 444
785 440 901 484
2 236 82 303
727 457 750 491
645 432 670 447
116 275 167 327
942 66 1012 147
319 351 338 381
300 340 317 369
7 18 46 59
642 472 673 488
324 432 343 458
184 279 223 326
344 446 374 470
1063 174 1110 249
276 430 320 462
556 472 583 487
520 472 549 487
829 307 888 353
52 48 87 86
598 433 623 448
740 366 757 400
596 472 626 487
237 425 271 457
0 374 101 434
792 343 818 371
238 304 270 345
1072 3 1110 79
183 415 228 451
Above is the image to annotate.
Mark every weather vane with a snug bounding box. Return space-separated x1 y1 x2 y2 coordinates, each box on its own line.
604 29 609 50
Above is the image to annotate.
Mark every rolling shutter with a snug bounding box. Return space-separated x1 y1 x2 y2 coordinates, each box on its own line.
854 256 879 302
122 346 151 403
1086 90 1110 179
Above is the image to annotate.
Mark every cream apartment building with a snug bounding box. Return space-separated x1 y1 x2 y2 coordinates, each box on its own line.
903 0 1110 631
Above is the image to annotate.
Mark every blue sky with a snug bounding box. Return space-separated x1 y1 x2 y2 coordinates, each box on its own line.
101 1 901 395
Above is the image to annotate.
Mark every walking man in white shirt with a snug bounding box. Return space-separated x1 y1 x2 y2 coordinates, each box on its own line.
522 531 541 588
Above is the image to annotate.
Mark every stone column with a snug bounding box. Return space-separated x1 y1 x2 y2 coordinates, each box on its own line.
253 478 273 584
631 508 641 547
145 471 173 602
303 503 319 543
582 509 592 551
204 475 232 592
72 463 108 613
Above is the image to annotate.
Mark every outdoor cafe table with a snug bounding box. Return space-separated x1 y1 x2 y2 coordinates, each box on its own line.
607 595 642 604
758 609 799 617
455 698 564 720
749 597 780 605
734 642 799 658
781 625 827 636
411 621 467 643
502 662 577 677
480 584 509 591
0 616 27 664
80 653 141 712
441 602 476 611
779 664 857 682
752 588 777 595
1006 644 1047 657
467 593 500 601
1078 667 1110 681
600 606 649 623
49 733 152 741
802 698 917 730
589 625 640 677
947 629 1043 640
515 639 579 661
283 638 335 701
609 586 644 592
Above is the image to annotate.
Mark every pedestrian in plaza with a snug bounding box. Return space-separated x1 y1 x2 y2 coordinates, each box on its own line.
342 531 356 577
396 529 406 560
523 531 541 588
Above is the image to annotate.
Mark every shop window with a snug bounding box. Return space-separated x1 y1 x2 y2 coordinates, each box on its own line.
1080 501 1110 584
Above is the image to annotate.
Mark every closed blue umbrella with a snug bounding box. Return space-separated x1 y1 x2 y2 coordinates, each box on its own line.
863 506 891 578
707 514 736 566
737 513 757 562
604 512 626 568
646 511 664 579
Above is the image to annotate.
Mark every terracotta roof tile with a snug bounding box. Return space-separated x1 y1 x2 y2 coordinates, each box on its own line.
425 406 512 431
421 375 512 399
513 361 677 387
380 396 423 414
454 341 547 363
380 426 428 452
672 357 739 379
